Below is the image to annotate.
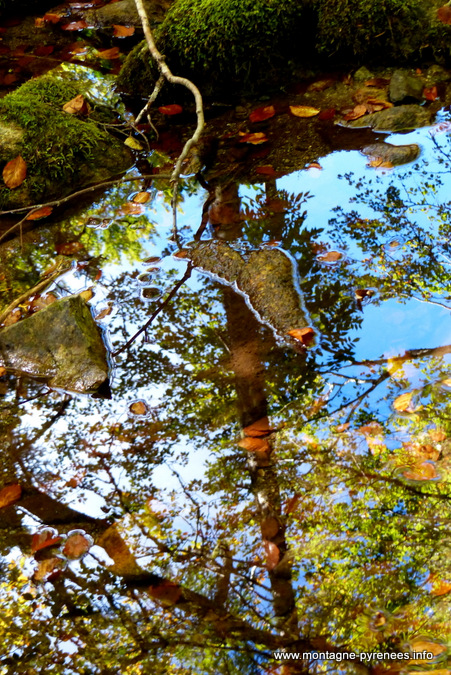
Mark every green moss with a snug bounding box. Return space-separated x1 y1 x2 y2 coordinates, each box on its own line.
0 74 131 209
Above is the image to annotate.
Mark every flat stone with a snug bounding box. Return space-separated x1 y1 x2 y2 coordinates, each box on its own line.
0 295 110 395
361 142 420 166
338 105 431 132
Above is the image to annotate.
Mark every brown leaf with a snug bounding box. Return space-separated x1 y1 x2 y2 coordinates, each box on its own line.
55 241 84 255
129 400 148 415
61 20 88 31
0 483 21 508
158 104 183 116
307 78 335 92
429 428 447 443
97 524 143 576
335 422 350 433
424 85 438 101
173 249 190 259
113 24 135 37
31 528 61 553
357 422 383 436
317 250 343 262
243 417 274 437
409 638 446 657
95 306 113 320
238 132 268 145
264 540 280 570
237 437 270 452
28 293 57 313
79 288 94 302
318 108 336 120
26 206 53 220
287 326 316 346
33 557 64 582
402 461 437 481
367 157 394 169
97 46 120 60
255 165 277 176
289 105 320 118
343 104 367 121
147 580 182 605
430 578 451 596
34 44 54 56
132 191 151 204
393 392 414 412
43 12 62 23
3 155 27 189
63 94 90 115
63 530 93 559
285 493 301 515
2 308 22 326
118 202 143 215
261 516 279 539
306 162 323 170
437 5 451 24
364 77 390 87
249 105 275 123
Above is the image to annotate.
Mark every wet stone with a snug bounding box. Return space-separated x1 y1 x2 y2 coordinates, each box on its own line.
338 104 431 132
361 142 421 166
389 70 424 103
0 295 110 396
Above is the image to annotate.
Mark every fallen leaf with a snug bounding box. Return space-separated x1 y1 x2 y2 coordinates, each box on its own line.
124 136 144 150
2 308 22 326
430 579 451 596
0 367 6 377
287 326 316 346
441 378 451 387
366 98 393 109
133 191 151 203
264 540 280 570
173 249 190 259
249 105 275 123
261 239 281 247
409 638 446 656
129 400 148 415
261 516 279 539
68 42 89 55
63 530 93 559
437 4 451 24
318 108 336 120
55 241 84 255
402 461 437 481
266 198 289 213
97 46 120 59
35 17 45 27
97 524 142 576
95 306 113 320
393 392 414 412
158 104 183 116
335 422 350 433
429 429 447 443
306 162 322 170
255 165 277 176
285 493 301 515
28 293 57 312
26 206 53 220
238 132 268 144
386 356 408 376
367 158 394 169
289 105 320 117
406 443 440 461
243 417 273 437
31 528 61 553
343 104 367 121
355 288 374 301
147 580 182 605
118 202 143 215
0 483 21 508
424 85 438 101
307 78 335 92
364 77 390 87
143 256 161 264
113 24 135 37
34 44 54 56
79 288 94 302
317 250 343 262
357 422 383 435
43 12 62 23
237 437 271 452
3 155 27 189
61 20 88 31
63 94 90 115
33 557 64 582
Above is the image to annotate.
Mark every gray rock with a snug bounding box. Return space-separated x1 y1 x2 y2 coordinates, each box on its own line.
0 295 110 396
85 0 170 26
361 142 420 166
389 70 424 103
338 105 431 132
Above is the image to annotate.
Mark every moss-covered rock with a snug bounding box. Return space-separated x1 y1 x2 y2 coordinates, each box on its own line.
0 72 133 210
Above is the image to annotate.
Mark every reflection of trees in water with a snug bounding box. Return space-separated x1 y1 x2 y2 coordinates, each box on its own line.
1 165 451 673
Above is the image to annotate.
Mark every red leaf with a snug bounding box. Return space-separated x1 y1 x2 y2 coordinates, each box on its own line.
0 483 21 508
61 20 88 31
287 326 316 346
113 24 135 37
26 206 53 220
255 165 277 176
424 85 438 101
249 105 275 123
43 12 62 24
31 528 62 553
3 155 27 189
158 104 183 116
34 45 54 56
318 108 336 120
437 5 451 24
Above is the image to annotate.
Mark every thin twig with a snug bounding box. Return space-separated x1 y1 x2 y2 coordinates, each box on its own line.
112 264 192 357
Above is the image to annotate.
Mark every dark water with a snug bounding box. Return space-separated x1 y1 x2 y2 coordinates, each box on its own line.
1 67 451 674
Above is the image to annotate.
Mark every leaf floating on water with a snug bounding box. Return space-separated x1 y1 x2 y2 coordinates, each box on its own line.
63 94 90 115
287 326 316 346
79 288 94 302
63 530 93 559
249 105 275 123
129 400 148 415
31 528 61 553
158 104 183 116
26 206 53 220
335 422 350 433
386 356 409 377
95 306 113 320
430 578 451 596
289 105 320 117
143 256 161 265
147 580 182 605
0 483 21 508
238 132 268 144
437 4 451 24
317 250 343 262
133 191 151 203
124 136 143 150
2 308 22 326
318 108 336 120
173 249 190 259
3 155 27 189
243 417 274 437
355 288 374 301
264 540 280 570
113 24 135 37
402 461 437 481
55 241 84 255
429 428 447 442
28 293 57 313
367 157 394 169
424 85 438 101
43 12 62 24
306 162 322 170
409 638 447 657
441 378 451 387
97 46 121 60
61 20 88 30
33 557 64 582
343 104 367 121
0 367 6 377
237 437 270 452
118 202 143 215
393 391 414 412
255 165 277 176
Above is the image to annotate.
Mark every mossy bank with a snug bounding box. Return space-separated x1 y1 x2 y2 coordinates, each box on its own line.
0 73 133 210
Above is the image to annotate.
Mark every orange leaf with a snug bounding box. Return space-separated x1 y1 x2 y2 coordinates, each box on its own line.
429 428 447 442
367 158 394 169
118 202 143 215
97 46 120 60
113 24 135 37
173 249 190 259
26 206 53 220
237 437 270 452
287 326 316 346
430 578 451 596
0 367 6 377
238 132 268 144
34 45 54 56
132 191 151 204
158 104 183 116
306 162 322 170
31 528 61 553
364 77 390 87
249 105 275 123
43 12 62 23
255 165 277 176
129 400 148 415
243 417 274 437
289 105 320 118
438 5 451 24
402 461 437 481
28 293 57 313
63 94 90 115
335 422 350 433
3 155 27 189
264 540 280 570
393 392 414 412
344 104 367 121
317 250 343 262
63 530 93 559
0 483 22 508
424 85 438 101
61 20 88 31
143 256 161 264
261 516 280 539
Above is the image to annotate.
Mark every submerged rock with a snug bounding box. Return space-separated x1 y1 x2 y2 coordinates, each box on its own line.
190 240 310 338
338 105 431 132
0 295 110 396
361 142 421 166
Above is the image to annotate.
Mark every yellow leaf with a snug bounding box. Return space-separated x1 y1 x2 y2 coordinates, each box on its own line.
129 400 148 415
133 191 151 203
289 105 320 117
393 392 414 412
79 288 94 302
409 638 446 657
387 356 409 377
124 137 144 150
441 378 451 387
